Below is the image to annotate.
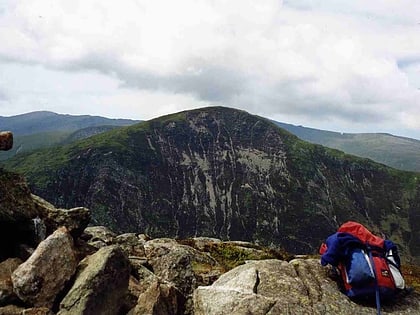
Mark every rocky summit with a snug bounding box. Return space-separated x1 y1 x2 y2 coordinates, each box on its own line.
0 166 420 314
4 107 420 263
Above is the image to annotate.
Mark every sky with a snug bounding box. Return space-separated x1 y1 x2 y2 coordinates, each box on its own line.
0 0 419 139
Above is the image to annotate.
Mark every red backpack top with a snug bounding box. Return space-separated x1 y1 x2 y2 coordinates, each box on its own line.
338 221 384 248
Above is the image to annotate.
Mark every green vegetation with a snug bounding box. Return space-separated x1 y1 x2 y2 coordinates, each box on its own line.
0 131 72 161
178 239 291 272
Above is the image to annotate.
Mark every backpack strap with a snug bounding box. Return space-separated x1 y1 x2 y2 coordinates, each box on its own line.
366 244 381 315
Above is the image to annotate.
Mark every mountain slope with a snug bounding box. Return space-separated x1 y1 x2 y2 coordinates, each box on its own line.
4 107 420 261
275 121 420 172
0 111 139 160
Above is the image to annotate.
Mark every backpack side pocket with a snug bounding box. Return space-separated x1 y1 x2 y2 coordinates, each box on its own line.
346 248 375 286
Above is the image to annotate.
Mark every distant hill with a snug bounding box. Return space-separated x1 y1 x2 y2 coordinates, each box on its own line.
4 106 420 262
0 111 138 136
274 121 420 173
0 111 139 160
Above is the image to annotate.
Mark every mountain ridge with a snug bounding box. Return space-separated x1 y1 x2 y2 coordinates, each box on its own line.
2 110 420 172
274 121 420 172
0 110 139 136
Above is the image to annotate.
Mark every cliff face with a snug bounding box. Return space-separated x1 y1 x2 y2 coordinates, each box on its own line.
5 107 420 260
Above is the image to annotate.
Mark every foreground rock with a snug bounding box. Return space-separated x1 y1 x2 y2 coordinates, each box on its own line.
0 168 91 261
194 259 420 315
12 227 77 308
132 280 183 315
0 258 22 306
0 169 39 259
144 238 224 314
58 245 130 315
0 131 13 151
32 195 90 239
144 239 222 296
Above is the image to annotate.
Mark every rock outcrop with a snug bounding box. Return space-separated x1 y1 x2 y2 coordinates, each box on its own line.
194 259 420 315
1 223 420 314
31 195 90 238
58 245 130 315
0 167 91 261
0 169 40 259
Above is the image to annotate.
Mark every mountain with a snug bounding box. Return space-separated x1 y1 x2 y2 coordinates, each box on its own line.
274 121 420 173
0 111 139 160
3 111 419 173
3 107 420 262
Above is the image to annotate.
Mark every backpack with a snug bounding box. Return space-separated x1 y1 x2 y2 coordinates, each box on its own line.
319 221 405 315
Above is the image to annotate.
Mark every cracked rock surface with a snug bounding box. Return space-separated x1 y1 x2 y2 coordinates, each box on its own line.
193 259 420 315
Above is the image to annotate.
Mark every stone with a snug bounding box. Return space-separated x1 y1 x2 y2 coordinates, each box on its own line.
144 238 223 315
0 258 22 305
124 262 159 312
82 226 116 245
0 304 23 315
31 195 90 238
22 307 54 315
129 260 157 294
190 237 222 251
0 131 13 151
193 258 420 315
114 233 146 257
132 280 182 315
144 239 222 297
12 227 77 308
58 245 130 315
0 169 39 259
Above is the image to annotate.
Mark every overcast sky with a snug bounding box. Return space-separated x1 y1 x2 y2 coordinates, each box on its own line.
0 0 419 139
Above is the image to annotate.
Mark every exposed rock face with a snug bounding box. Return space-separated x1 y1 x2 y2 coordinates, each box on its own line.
194 259 420 315
11 227 77 307
58 245 130 315
0 131 13 151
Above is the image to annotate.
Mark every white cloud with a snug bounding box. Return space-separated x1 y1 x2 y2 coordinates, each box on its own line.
0 0 419 138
